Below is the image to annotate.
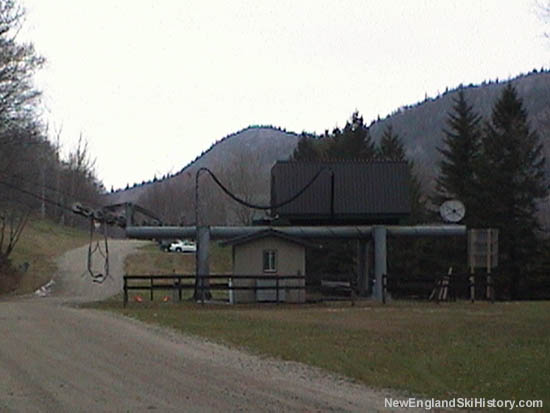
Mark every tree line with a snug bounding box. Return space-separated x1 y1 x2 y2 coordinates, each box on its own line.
292 85 548 299
436 86 548 299
0 1 102 274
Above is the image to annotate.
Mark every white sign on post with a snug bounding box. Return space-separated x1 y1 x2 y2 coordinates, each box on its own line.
468 229 499 271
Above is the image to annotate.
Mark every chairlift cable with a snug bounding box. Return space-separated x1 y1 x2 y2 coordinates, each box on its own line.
1 171 104 209
0 178 112 284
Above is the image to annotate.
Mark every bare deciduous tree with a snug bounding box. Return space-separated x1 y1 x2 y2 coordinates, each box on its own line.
137 150 269 227
139 176 195 226
0 204 29 269
61 134 102 225
219 151 268 225
0 0 44 133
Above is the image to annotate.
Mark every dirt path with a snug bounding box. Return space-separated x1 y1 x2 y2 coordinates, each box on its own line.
0 241 412 412
47 239 147 301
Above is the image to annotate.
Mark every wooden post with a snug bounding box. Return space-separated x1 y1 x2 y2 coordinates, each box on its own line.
123 277 128 307
439 276 449 302
486 232 493 302
469 274 475 303
429 279 439 302
350 273 355 307
486 275 495 303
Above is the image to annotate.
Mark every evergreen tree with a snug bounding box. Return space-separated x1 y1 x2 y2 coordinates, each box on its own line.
378 124 407 162
479 84 548 299
291 112 377 162
377 124 426 222
436 90 483 226
375 125 436 278
291 133 320 161
328 111 376 160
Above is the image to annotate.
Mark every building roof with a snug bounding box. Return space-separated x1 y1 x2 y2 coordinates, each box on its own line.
270 160 411 224
219 229 319 248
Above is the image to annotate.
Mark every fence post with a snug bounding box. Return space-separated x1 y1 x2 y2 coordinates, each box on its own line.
486 274 495 303
440 276 449 302
382 274 387 304
178 277 182 301
350 273 355 307
150 276 154 301
469 274 475 303
123 276 128 307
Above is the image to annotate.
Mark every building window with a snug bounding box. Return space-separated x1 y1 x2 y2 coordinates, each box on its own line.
263 249 277 272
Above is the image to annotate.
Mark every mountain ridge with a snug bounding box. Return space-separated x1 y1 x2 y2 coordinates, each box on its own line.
369 70 550 178
104 70 550 227
105 125 300 205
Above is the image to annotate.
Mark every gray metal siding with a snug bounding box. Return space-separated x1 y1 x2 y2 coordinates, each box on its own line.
271 161 411 217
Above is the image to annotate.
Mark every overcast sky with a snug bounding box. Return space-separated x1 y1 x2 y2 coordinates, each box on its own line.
19 0 549 190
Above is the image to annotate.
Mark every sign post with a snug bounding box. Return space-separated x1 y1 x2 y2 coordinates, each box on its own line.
468 229 499 301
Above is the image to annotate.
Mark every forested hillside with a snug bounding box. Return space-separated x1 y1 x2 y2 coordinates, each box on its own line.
105 126 300 225
370 70 550 181
105 71 550 228
369 70 550 229
290 83 549 299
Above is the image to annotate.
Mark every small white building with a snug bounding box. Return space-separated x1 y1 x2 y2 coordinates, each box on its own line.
220 229 317 303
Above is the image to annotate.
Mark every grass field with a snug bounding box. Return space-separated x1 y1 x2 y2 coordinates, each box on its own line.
94 298 550 408
4 217 91 294
112 239 550 407
124 241 232 275
123 242 233 301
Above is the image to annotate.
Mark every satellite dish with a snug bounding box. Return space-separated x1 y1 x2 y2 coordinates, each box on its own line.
440 199 465 223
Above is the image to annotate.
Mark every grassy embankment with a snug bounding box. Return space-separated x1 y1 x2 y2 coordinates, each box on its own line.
2 217 92 294
96 245 550 409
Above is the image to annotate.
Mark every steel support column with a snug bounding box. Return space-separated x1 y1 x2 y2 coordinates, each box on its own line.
373 226 387 301
194 226 211 301
356 240 369 296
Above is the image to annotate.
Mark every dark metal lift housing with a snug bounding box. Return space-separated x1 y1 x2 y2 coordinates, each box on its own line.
126 225 466 301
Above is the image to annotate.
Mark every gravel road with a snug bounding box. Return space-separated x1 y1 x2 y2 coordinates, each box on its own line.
0 240 411 412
